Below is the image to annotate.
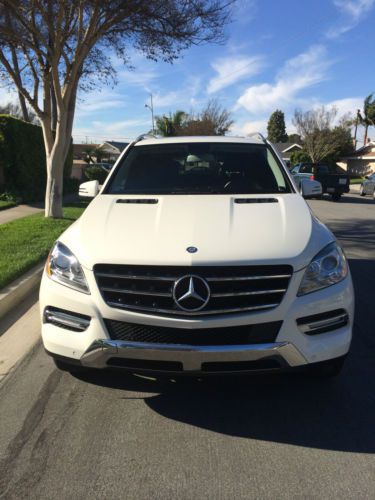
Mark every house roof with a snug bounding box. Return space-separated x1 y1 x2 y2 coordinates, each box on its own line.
272 142 303 159
72 143 99 159
100 141 129 153
341 141 375 160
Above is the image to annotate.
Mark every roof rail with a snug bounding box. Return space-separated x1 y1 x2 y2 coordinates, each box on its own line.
247 132 267 143
134 133 160 143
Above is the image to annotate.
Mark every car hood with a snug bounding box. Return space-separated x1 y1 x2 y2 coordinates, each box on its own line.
61 194 333 271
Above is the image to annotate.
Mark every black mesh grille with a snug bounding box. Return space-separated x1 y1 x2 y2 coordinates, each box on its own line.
105 319 282 346
94 264 292 317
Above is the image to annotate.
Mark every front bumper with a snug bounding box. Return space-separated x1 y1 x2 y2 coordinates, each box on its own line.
40 265 354 372
79 339 307 372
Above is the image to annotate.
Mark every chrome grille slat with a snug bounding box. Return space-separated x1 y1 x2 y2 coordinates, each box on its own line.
106 301 281 316
96 272 177 281
211 289 286 297
95 264 292 318
101 286 171 297
206 274 291 282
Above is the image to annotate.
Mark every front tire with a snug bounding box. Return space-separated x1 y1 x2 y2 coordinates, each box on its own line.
359 185 366 196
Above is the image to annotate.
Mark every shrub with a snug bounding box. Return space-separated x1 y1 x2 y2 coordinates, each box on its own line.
84 165 108 184
0 115 72 202
290 149 311 166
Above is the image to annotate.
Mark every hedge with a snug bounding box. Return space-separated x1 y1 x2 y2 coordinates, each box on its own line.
84 165 109 184
0 115 72 202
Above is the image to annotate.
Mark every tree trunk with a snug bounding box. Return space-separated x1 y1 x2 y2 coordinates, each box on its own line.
17 90 29 122
45 150 65 218
364 124 368 146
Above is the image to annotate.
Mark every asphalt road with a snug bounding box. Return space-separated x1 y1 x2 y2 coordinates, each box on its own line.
0 193 374 500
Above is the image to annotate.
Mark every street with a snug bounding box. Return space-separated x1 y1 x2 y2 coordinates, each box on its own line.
0 193 374 499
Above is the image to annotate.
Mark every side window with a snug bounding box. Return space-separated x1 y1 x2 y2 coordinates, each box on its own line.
267 149 287 191
300 164 312 174
291 166 299 174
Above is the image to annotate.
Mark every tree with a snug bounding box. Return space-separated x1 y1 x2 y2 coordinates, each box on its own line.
0 1 231 217
292 106 354 163
0 101 39 124
267 109 288 143
359 93 375 145
287 133 302 144
155 110 187 137
290 149 310 166
178 99 233 136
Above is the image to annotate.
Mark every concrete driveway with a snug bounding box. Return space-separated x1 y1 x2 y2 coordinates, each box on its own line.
0 193 374 499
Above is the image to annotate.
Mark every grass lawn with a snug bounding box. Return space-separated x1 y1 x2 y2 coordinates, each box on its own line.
0 200 17 211
350 177 364 184
0 202 88 290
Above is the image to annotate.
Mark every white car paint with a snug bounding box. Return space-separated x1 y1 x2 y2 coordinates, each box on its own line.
40 135 354 374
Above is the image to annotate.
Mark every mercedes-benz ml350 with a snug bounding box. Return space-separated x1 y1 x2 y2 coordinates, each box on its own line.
40 135 354 377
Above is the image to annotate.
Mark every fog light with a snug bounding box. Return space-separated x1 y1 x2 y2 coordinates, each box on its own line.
44 307 91 332
297 309 348 335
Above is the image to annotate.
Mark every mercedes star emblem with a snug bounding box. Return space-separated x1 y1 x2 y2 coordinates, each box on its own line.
173 275 210 312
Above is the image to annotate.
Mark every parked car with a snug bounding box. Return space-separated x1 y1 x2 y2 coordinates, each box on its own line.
359 173 375 198
291 163 350 201
40 134 354 378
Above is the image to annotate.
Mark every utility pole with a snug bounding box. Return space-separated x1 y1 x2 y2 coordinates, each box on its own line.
145 93 155 134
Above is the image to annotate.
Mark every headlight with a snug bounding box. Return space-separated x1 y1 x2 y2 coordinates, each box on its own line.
297 242 348 296
46 242 90 294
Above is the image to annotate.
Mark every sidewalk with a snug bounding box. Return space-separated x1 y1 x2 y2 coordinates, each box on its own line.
0 204 44 225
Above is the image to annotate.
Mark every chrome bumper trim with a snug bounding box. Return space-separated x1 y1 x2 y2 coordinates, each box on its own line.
80 340 307 371
44 308 91 331
298 313 348 334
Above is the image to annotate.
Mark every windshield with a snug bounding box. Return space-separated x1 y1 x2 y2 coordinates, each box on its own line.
105 142 292 195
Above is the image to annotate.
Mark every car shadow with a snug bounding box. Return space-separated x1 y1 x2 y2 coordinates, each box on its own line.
327 194 374 204
75 255 375 454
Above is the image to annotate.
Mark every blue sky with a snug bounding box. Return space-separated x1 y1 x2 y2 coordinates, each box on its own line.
71 0 375 144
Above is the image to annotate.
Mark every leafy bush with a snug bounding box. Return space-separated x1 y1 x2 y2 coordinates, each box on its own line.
290 149 311 166
84 165 108 184
0 191 18 202
0 115 72 202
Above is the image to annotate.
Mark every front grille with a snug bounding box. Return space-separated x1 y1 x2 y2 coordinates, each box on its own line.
105 319 282 346
95 264 292 317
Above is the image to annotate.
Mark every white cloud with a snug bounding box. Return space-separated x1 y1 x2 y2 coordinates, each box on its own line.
119 69 159 90
231 119 268 137
327 0 375 38
237 46 332 115
321 97 363 121
207 55 264 94
153 77 202 110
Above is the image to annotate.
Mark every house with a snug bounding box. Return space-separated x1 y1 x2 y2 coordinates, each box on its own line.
339 141 375 176
96 141 129 163
71 141 129 180
72 143 99 180
272 142 303 164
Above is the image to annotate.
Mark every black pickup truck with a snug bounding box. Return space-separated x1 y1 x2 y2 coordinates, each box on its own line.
291 163 350 201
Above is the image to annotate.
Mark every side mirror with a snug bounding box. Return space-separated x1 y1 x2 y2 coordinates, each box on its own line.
79 180 100 198
300 179 322 199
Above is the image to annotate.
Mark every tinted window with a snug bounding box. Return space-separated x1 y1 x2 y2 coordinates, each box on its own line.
299 164 313 174
105 143 292 195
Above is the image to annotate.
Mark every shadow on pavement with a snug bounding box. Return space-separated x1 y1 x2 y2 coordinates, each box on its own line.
76 255 375 454
326 194 374 205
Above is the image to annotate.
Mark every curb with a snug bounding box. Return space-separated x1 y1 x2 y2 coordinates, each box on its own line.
350 184 361 193
0 263 44 321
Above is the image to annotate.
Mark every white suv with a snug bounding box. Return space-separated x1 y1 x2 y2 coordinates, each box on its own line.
40 135 354 377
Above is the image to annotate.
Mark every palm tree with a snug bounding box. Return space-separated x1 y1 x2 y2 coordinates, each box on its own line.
155 110 187 136
360 93 375 146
